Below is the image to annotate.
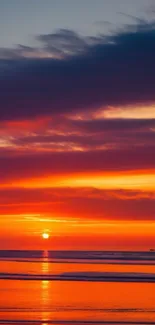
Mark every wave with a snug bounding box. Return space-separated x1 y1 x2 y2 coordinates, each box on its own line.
0 320 155 324
1 306 155 313
1 271 155 282
1 258 155 266
0 250 155 261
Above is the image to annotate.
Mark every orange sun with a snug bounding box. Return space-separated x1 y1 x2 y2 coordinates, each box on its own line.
42 232 49 239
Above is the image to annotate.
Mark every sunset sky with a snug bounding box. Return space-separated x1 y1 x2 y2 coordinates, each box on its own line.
0 0 155 250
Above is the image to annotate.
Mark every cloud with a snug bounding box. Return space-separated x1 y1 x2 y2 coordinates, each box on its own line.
36 29 89 56
1 22 155 120
0 188 154 221
0 21 154 226
0 112 154 154
2 117 154 153
0 45 48 59
0 187 154 203
0 147 154 184
71 118 155 132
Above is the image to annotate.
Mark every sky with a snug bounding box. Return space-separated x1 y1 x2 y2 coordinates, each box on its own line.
0 0 155 250
0 0 154 47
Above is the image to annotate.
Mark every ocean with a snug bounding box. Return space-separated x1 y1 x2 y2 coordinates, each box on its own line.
0 250 155 324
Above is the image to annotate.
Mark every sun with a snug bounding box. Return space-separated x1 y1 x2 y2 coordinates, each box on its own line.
42 232 49 239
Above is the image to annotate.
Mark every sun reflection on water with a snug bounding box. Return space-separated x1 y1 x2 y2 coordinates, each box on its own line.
41 250 50 322
42 250 49 274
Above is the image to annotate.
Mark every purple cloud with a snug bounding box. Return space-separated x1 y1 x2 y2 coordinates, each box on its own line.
1 22 155 120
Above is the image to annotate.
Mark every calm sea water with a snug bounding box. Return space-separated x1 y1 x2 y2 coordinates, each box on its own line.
0 250 155 324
